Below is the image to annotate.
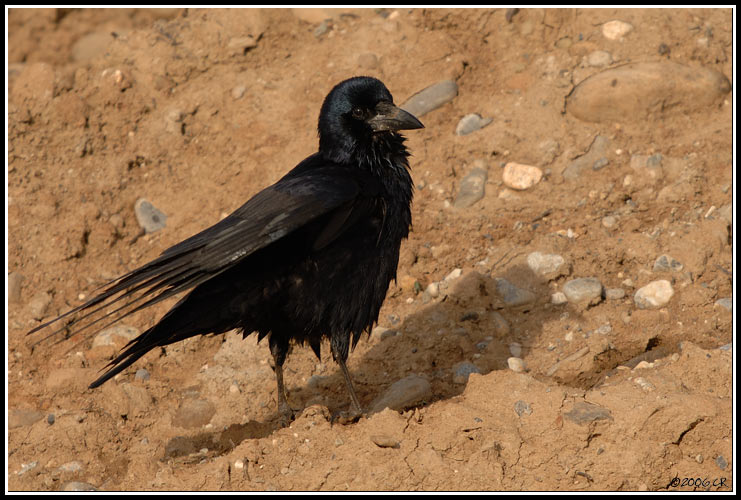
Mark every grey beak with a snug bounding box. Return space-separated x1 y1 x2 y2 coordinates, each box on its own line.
368 101 424 132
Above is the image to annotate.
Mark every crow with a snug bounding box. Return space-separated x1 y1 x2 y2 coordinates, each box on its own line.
28 76 424 423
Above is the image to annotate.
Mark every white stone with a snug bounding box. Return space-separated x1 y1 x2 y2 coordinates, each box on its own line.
502 162 543 190
634 280 674 309
602 20 633 40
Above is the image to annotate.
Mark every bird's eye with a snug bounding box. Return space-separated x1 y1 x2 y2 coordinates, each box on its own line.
351 107 365 119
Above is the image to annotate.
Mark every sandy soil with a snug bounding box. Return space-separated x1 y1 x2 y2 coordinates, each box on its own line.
7 8 734 492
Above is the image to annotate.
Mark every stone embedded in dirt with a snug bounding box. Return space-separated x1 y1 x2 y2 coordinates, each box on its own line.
601 20 633 40
135 368 150 381
551 292 567 305
630 153 663 181
368 374 432 414
715 455 728 470
47 413 55 425
61 481 98 492
566 62 731 123
502 162 542 190
58 461 82 473
370 434 400 449
18 461 39 476
455 113 492 136
507 357 526 373
634 280 674 309
231 85 246 100
491 311 511 335
713 298 732 312
652 254 683 273
134 198 167 233
172 398 216 428
8 271 25 303
8 408 44 429
563 135 610 180
587 50 613 67
527 251 568 280
605 288 626 300
563 401 613 425
538 139 560 164
562 277 603 305
592 157 609 170
602 215 618 228
453 361 481 384
495 278 536 307
92 325 140 348
454 162 488 208
28 291 52 320
514 400 532 417
401 80 458 118
164 435 198 458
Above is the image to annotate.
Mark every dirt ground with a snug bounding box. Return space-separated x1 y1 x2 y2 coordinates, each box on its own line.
6 8 734 492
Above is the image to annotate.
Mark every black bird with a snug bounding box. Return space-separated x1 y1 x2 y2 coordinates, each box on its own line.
28 76 423 422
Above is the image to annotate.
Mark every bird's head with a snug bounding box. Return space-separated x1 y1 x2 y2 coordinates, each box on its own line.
318 76 424 164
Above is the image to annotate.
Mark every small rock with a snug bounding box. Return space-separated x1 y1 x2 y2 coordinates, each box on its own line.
134 198 167 233
527 251 567 280
8 271 25 303
551 292 568 305
92 325 140 348
502 162 543 190
714 298 732 312
401 80 458 117
28 291 52 320
453 361 481 384
455 113 493 136
47 413 55 425
653 254 683 273
602 20 633 40
368 375 432 414
172 398 216 428
562 277 603 305
602 216 618 228
507 357 526 373
509 342 522 358
444 268 463 282
231 85 246 100
425 282 439 298
58 461 82 473
514 400 532 416
634 280 674 309
314 20 331 37
370 435 400 449
135 368 150 381
495 278 536 307
61 482 98 492
592 157 609 170
715 455 727 470
491 311 511 335
564 401 613 424
454 163 488 208
587 50 613 67
18 461 39 475
563 135 610 180
605 288 625 300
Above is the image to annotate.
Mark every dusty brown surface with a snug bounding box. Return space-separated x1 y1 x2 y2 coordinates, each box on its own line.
7 8 734 492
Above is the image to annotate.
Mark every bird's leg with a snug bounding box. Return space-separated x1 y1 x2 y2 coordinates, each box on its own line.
331 337 364 423
269 335 297 426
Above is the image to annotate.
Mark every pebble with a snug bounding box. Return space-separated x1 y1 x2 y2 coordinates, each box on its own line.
231 85 246 100
715 455 728 470
8 271 25 303
634 280 674 309
134 198 167 233
61 481 98 491
135 368 150 381
714 298 732 312
371 435 400 449
514 400 532 417
551 292 568 305
527 251 568 280
563 135 610 180
453 361 481 384
507 357 526 373
172 398 217 428
92 325 140 348
605 288 626 300
371 326 399 341
602 20 633 40
18 461 38 476
47 413 55 425
368 375 432 414
509 342 522 358
587 50 613 67
562 277 603 304
454 162 488 208
567 62 731 123
592 157 609 170
401 80 458 118
502 162 543 190
602 216 618 228
563 401 613 424
8 408 44 429
495 278 536 307
455 113 492 136
58 461 83 473
425 282 440 298
444 268 463 282
653 254 683 273
28 291 52 320
538 139 560 164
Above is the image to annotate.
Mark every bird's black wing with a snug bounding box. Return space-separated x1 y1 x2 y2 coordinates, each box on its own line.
27 155 375 345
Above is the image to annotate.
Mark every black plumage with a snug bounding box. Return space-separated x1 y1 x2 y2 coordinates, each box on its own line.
28 76 423 421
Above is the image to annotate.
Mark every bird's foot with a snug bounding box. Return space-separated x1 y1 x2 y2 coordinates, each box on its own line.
331 406 365 425
277 402 301 428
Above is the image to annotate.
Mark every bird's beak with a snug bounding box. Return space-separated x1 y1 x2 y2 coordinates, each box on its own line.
368 101 424 132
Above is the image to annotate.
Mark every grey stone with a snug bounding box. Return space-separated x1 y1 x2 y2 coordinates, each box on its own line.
134 198 167 233
454 164 488 208
514 400 532 417
455 113 493 136
93 325 140 348
564 401 613 424
8 271 24 303
714 298 732 312
715 455 727 470
653 254 683 272
527 251 568 280
605 288 625 300
28 291 52 320
587 50 613 67
495 278 536 306
135 368 150 381
562 277 603 304
368 375 432 414
401 80 458 117
453 361 481 384
563 135 610 180
592 157 609 170
61 482 98 492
